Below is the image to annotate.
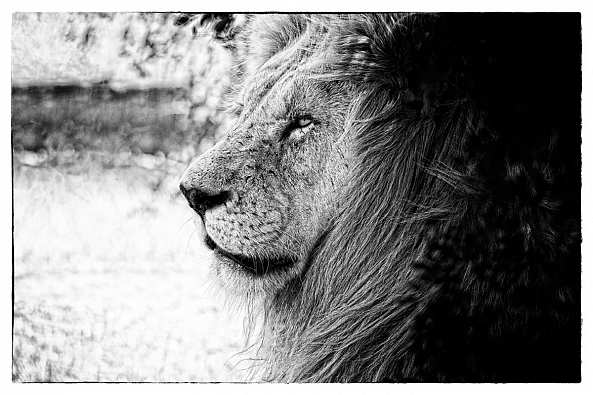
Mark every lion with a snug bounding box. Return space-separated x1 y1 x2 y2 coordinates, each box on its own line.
179 14 581 382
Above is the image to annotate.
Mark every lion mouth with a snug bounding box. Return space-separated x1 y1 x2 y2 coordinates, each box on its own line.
204 234 296 276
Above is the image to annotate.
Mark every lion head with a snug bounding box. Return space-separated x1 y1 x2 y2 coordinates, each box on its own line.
180 14 581 382
180 15 356 299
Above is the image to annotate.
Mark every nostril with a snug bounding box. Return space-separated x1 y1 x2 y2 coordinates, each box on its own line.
179 183 232 216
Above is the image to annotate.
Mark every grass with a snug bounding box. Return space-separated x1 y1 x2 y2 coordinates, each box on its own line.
12 151 248 382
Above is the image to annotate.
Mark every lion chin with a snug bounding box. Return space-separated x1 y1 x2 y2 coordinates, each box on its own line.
190 211 303 299
203 224 295 276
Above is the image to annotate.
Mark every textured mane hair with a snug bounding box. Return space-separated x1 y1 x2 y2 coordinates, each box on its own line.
226 13 581 382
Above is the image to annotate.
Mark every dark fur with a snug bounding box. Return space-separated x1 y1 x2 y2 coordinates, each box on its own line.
222 14 581 382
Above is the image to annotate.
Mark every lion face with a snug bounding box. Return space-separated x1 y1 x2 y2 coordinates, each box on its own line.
180 39 353 296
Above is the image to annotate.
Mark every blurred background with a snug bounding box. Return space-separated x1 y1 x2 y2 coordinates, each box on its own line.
11 12 248 382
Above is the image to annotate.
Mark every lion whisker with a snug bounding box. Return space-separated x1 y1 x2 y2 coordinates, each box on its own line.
185 229 196 255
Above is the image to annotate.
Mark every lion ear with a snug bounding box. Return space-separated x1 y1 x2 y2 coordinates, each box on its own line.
238 14 308 75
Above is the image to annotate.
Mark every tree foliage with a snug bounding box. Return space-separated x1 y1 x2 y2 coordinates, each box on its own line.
12 12 235 157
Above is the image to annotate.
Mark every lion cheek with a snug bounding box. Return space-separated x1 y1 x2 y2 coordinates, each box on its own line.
204 205 287 257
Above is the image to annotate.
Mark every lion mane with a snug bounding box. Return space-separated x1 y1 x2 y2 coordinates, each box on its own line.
205 14 581 382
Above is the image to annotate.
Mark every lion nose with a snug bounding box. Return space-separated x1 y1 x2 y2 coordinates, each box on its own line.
179 183 231 217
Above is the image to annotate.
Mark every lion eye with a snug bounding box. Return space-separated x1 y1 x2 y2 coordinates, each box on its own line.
296 118 313 128
283 117 315 140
